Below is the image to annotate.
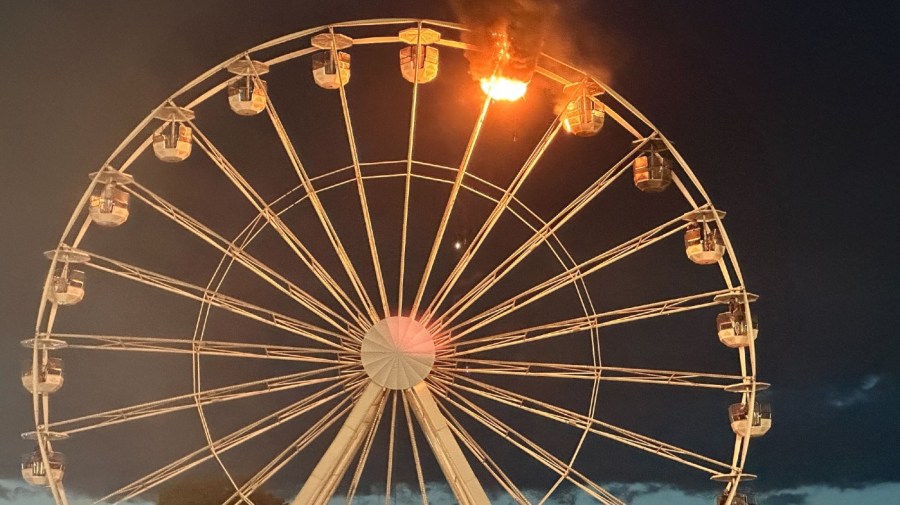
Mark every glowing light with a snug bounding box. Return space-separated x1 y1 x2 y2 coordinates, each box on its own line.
480 76 528 101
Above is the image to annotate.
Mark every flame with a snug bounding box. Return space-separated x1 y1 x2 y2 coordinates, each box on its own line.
480 76 528 101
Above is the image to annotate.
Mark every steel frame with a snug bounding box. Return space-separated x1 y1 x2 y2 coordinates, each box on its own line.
28 18 763 505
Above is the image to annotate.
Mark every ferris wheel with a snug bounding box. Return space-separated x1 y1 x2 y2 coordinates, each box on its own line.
24 18 770 505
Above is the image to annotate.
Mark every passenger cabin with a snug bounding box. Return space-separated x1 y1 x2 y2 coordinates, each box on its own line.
226 60 269 116
399 27 441 84
633 139 674 192
21 450 65 487
89 182 130 227
683 209 726 265
152 106 194 162
717 304 759 348
729 402 772 438
311 33 353 90
47 266 85 306
21 357 64 395
560 82 605 137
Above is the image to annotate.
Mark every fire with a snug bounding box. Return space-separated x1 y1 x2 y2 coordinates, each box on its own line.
480 75 528 101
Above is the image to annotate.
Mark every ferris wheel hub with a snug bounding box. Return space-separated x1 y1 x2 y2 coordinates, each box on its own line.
361 316 435 390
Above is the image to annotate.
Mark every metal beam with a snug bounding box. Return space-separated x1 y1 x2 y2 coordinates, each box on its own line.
290 381 386 505
405 382 491 505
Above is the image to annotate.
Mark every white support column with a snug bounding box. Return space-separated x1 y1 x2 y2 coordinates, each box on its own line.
405 382 491 505
290 380 385 505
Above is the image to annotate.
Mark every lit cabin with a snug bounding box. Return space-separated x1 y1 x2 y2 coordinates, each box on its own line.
226 60 269 116
152 106 194 162
633 139 674 192
683 209 726 265
311 33 353 90
312 51 351 89
47 266 85 306
21 449 65 487
153 122 192 162
717 303 759 348
399 27 441 83
716 493 757 505
89 182 130 227
21 357 64 395
729 402 772 438
560 82 605 137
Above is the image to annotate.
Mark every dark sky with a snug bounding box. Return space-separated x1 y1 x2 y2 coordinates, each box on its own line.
2 1 899 504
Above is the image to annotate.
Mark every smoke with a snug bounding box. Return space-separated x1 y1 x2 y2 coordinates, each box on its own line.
451 0 558 83
451 0 617 109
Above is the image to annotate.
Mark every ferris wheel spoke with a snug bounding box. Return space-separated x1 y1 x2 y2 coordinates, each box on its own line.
73 248 350 350
50 366 350 436
454 359 746 389
98 374 364 504
431 137 653 335
384 391 398 505
432 378 625 505
422 119 565 327
446 210 694 342
329 28 391 319
447 373 733 475
432 390 531 504
410 90 494 318
124 182 360 335
259 77 380 324
398 23 425 313
401 391 430 505
455 287 736 357
50 333 347 365
187 122 371 331
222 395 358 505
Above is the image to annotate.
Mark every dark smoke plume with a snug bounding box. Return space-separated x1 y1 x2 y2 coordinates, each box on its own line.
451 0 558 82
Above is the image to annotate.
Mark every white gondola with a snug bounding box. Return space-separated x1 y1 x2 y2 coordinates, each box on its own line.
46 267 85 305
22 357 64 395
715 292 760 348
152 106 194 162
21 450 65 487
43 249 89 305
399 27 441 83
311 33 352 89
559 82 605 137
729 402 772 438
683 209 726 265
226 60 269 116
633 139 674 192
87 169 133 227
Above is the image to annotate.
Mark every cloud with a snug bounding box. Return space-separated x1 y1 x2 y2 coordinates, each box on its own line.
0 479 154 505
328 481 900 505
764 491 807 505
827 374 884 408
759 482 900 505
5 478 900 505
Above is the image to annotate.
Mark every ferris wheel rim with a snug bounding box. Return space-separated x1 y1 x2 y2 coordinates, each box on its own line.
28 17 763 505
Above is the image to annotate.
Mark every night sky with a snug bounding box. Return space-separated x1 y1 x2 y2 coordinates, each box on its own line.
2 2 899 504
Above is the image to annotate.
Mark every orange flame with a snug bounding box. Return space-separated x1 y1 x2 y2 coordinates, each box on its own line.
480 76 528 101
